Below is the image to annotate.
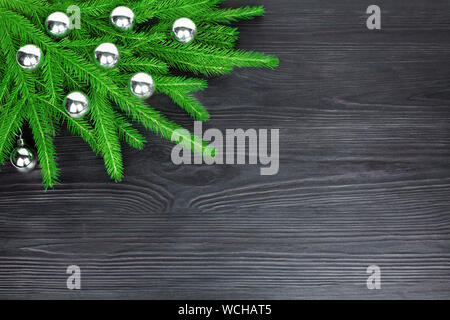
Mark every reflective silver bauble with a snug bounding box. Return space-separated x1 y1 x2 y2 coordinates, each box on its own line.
130 73 155 99
172 18 197 43
16 45 42 69
94 43 119 68
111 6 135 31
64 92 90 118
10 144 37 173
46 12 70 37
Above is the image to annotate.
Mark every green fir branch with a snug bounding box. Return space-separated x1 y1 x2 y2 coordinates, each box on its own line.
155 76 209 120
150 40 278 75
114 111 147 150
119 56 169 75
132 0 222 23
196 24 239 48
28 97 60 189
199 6 266 23
90 90 124 181
0 0 277 187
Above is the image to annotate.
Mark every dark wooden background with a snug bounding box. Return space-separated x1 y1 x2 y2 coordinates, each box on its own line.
1 0 450 299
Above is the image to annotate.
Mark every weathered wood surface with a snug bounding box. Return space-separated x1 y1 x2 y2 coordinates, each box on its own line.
0 0 449 299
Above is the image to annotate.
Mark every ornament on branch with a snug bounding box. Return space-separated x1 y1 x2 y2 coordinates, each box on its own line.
46 12 70 37
0 0 279 189
64 92 90 118
172 18 197 43
94 43 119 68
111 6 135 31
10 129 37 173
130 73 155 99
16 45 42 69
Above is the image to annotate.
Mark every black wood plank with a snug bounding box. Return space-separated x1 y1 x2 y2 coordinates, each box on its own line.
0 0 449 299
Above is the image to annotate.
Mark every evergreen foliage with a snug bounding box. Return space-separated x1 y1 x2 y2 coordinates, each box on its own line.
0 0 278 188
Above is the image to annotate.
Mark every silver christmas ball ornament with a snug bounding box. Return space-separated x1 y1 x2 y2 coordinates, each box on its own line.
10 144 37 173
172 18 197 43
111 6 135 31
46 12 71 37
16 45 42 69
64 92 90 118
94 43 119 68
130 73 155 99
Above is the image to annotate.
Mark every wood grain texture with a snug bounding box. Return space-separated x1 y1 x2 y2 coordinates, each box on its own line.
1 0 450 299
